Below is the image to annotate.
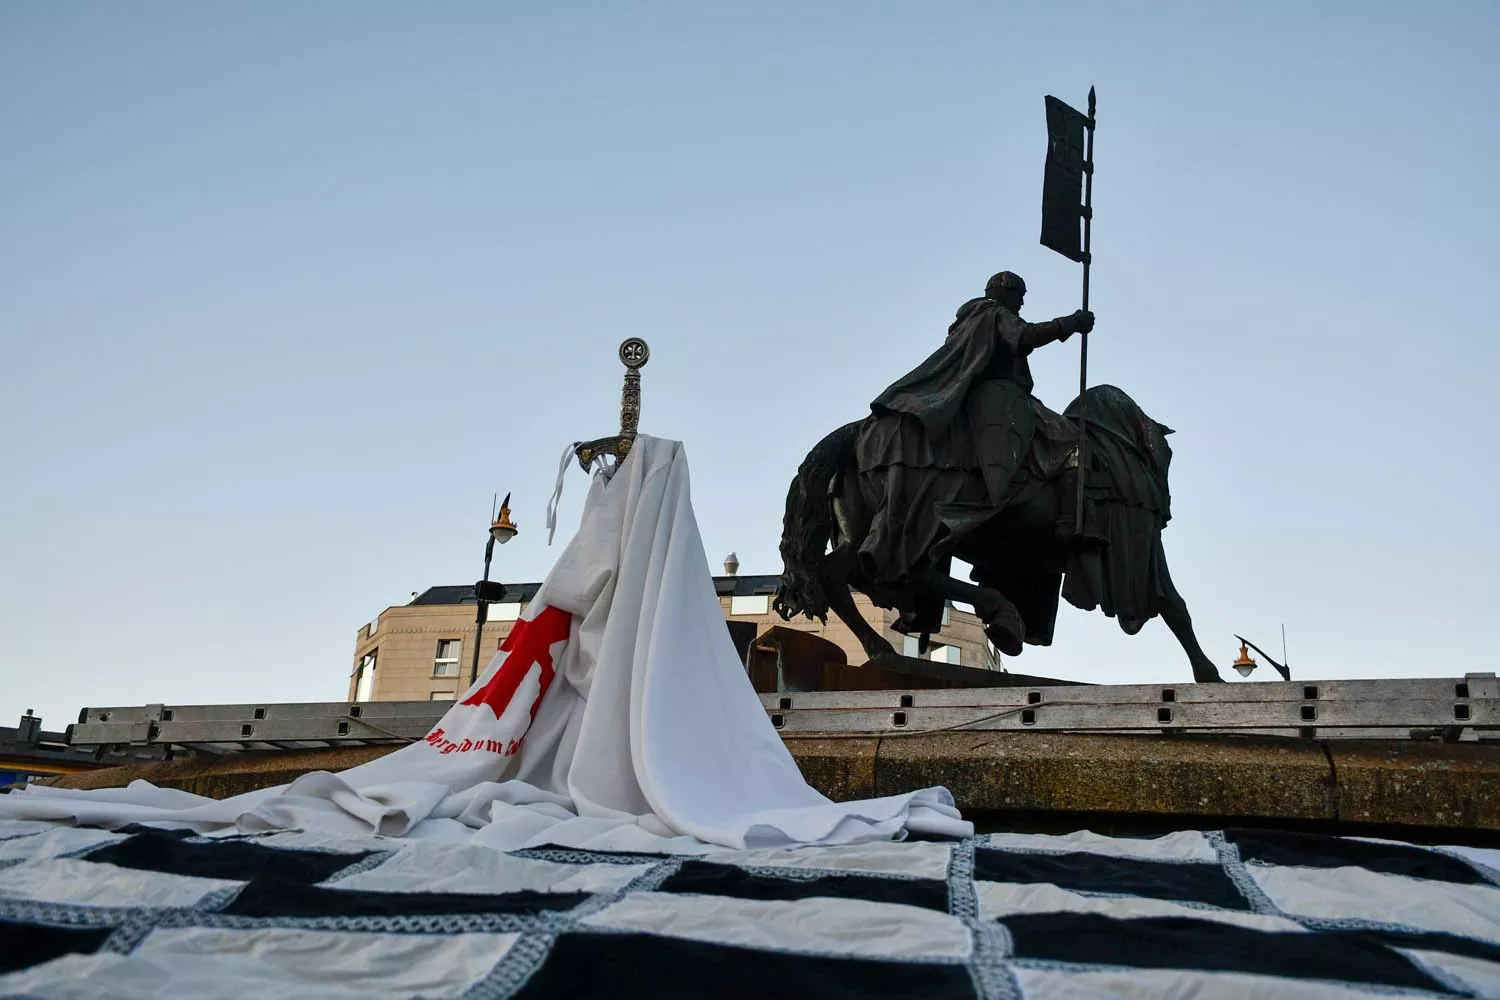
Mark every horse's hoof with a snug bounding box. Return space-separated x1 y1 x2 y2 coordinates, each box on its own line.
975 601 1025 658
984 622 1024 658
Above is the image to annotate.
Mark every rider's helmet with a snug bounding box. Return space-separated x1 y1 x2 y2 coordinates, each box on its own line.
984 271 1026 309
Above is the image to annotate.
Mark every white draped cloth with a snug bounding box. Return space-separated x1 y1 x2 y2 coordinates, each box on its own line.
0 435 969 851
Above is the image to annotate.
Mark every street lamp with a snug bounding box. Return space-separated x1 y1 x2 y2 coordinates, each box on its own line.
470 493 519 685
1231 630 1292 681
1232 641 1258 678
490 495 518 545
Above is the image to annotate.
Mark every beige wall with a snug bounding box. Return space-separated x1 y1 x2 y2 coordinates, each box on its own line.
349 605 521 704
351 590 996 703
716 592 992 669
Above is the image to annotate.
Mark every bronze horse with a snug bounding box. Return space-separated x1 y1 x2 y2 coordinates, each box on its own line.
772 384 1225 683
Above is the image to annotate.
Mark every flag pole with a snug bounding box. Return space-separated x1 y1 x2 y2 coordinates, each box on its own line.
1075 86 1096 533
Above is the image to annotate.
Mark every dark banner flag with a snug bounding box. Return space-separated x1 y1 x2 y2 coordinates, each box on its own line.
1040 87 1097 537
1040 95 1090 262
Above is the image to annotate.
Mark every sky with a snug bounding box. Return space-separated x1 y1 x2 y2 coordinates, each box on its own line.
2 2 1497 726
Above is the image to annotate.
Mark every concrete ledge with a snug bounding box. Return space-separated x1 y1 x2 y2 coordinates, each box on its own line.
1330 742 1500 830
783 737 879 801
874 732 1335 822
31 734 1500 834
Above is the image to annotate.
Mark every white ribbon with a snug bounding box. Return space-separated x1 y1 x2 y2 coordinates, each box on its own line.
545 442 582 545
547 439 633 544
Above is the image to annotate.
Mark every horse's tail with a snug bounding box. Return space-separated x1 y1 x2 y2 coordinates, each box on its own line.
773 420 862 623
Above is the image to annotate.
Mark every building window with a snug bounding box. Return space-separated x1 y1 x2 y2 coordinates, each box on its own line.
488 602 522 621
354 652 377 702
730 595 770 616
430 691 454 701
897 637 960 665
433 640 461 677
928 644 961 665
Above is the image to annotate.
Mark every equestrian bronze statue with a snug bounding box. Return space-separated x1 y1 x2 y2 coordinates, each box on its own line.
773 270 1223 683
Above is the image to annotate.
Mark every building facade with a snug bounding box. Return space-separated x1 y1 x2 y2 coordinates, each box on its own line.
349 571 997 703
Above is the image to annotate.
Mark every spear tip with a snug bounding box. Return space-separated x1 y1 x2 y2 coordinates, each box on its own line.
1088 85 1096 113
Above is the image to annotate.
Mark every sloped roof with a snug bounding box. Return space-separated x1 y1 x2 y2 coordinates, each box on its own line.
410 574 781 607
409 582 544 606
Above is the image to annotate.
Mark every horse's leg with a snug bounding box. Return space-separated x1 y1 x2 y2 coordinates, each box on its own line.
917 568 1026 657
819 464 898 664
820 545 897 663
1158 558 1223 683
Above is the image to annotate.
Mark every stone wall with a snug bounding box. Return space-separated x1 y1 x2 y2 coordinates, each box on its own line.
39 733 1500 836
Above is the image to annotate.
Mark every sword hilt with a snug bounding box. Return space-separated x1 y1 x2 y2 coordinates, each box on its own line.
576 338 651 472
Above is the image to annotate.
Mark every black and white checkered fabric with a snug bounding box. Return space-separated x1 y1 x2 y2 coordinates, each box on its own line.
2 819 1498 998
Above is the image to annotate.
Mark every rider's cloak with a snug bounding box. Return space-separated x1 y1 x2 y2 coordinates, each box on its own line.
852 297 1079 637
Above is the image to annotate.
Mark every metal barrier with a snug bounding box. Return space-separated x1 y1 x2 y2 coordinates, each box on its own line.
66 674 1498 754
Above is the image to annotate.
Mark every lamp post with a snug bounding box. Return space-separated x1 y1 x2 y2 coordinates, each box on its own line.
470 493 519 685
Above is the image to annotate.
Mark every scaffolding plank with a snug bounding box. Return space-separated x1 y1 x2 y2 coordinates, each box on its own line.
66 675 1497 748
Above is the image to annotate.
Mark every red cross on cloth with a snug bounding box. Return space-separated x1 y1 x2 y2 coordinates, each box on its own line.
460 605 572 723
